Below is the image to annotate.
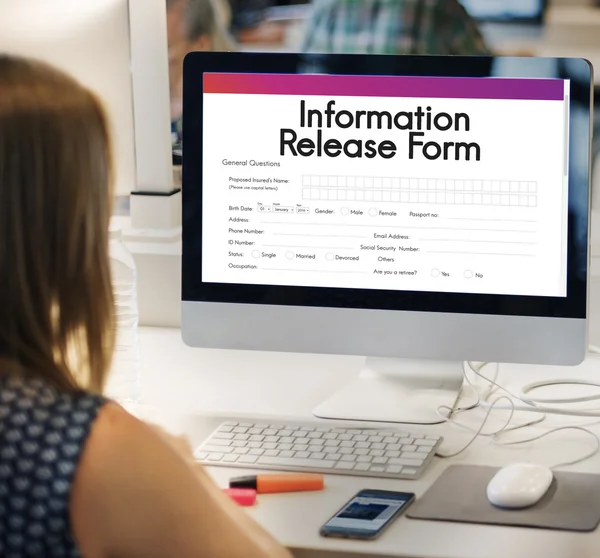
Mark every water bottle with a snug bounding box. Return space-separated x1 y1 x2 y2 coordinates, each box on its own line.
106 225 141 404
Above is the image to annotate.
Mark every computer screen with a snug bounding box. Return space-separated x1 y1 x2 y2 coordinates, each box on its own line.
458 0 546 22
182 53 591 373
201 73 568 299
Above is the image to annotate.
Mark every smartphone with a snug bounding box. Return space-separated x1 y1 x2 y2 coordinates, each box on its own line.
319 489 415 540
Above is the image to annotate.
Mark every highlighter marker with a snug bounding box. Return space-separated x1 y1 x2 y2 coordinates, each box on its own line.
229 473 324 494
222 488 257 506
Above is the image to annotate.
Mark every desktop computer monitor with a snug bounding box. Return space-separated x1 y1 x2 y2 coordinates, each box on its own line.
181 52 592 425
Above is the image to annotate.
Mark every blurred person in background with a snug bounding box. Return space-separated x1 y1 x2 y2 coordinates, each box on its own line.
167 0 235 150
302 0 491 56
228 0 287 44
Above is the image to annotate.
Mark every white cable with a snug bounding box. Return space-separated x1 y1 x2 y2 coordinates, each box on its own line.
492 426 600 469
436 361 600 467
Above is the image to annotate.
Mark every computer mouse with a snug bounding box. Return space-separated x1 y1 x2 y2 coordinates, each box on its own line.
486 463 554 509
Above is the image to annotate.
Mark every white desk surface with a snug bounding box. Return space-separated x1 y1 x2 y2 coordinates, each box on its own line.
136 277 600 558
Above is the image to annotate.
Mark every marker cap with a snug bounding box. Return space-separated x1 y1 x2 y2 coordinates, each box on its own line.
222 487 257 506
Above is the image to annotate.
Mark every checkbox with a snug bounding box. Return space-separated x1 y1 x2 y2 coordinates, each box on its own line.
392 192 400 202
347 176 356 188
374 191 383 201
383 178 392 188
329 176 338 187
374 177 383 188
311 176 320 186
338 190 347 201
382 191 391 202
328 190 338 200
320 176 329 187
338 176 346 187
303 176 311 186
365 190 374 201
510 195 519 206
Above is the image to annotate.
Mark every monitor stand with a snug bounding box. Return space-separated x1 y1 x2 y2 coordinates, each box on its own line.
312 358 464 425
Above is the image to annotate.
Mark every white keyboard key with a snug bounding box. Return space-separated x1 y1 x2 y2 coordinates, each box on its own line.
213 433 234 440
207 453 223 461
263 442 277 450
356 456 372 463
353 435 368 442
234 448 249 455
386 444 401 451
373 457 388 465
249 449 264 456
340 441 355 448
264 435 279 442
324 440 340 447
310 452 326 460
279 430 293 437
403 445 418 453
248 442 262 449
337 434 352 441
232 441 247 448
264 449 279 457
209 438 232 447
326 453 341 461
417 446 430 453
371 443 385 450
399 437 413 444
355 442 370 449
386 465 403 474
223 421 238 426
279 444 293 451
279 451 295 458
354 448 369 456
340 454 356 462
385 451 400 458
195 451 208 460
370 466 386 472
368 436 383 443
323 433 338 440
401 452 425 461
389 458 423 467
280 437 294 444
248 428 262 434
355 463 370 471
415 438 438 446
201 445 233 454
338 448 354 455
370 450 384 457
218 426 234 433
223 454 239 463
295 444 309 452
238 455 258 464
307 432 322 439
383 437 398 444
309 439 325 446
403 468 419 477
239 422 253 427
292 431 307 438
295 451 310 458
249 435 264 442
233 427 248 434
335 462 355 470
258 456 336 469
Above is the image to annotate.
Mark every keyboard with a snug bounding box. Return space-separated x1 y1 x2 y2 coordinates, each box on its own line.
194 420 442 480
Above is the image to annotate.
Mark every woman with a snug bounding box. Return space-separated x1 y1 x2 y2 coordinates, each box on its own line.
0 55 292 558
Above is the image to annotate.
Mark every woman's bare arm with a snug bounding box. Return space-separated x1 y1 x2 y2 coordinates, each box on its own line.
71 403 293 558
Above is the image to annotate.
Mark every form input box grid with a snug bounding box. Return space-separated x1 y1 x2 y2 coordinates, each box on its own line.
302 175 538 207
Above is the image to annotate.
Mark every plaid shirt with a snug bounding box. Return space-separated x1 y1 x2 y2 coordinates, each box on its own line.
302 0 491 56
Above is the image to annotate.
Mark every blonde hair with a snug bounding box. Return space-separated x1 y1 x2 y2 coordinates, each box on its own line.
0 56 114 393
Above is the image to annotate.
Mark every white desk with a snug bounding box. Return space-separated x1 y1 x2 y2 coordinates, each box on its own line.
134 278 600 558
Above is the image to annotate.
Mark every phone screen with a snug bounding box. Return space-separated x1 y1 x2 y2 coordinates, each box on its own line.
321 490 414 539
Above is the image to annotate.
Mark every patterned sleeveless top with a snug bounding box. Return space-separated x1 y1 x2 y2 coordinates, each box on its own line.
0 374 106 557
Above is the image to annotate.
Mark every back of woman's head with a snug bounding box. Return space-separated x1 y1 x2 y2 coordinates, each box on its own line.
0 55 114 393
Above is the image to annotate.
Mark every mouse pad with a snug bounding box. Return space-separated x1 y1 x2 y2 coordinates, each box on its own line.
407 465 600 532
